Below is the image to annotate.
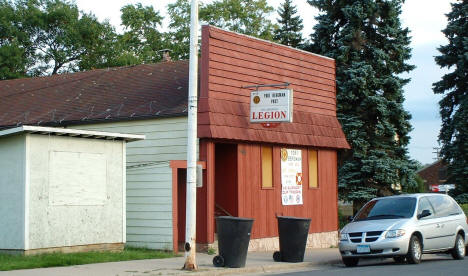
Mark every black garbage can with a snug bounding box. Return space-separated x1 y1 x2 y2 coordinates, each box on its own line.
273 216 311 263
213 216 254 268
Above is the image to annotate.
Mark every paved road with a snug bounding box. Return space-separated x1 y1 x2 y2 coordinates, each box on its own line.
270 255 468 276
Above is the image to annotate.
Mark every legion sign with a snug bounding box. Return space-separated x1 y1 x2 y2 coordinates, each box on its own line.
250 89 293 123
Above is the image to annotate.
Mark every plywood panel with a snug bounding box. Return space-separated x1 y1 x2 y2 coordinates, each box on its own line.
261 146 273 188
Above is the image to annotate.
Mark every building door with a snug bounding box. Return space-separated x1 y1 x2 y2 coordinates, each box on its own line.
177 168 186 251
214 143 238 218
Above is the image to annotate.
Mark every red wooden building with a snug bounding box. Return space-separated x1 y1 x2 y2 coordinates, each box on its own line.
171 26 350 252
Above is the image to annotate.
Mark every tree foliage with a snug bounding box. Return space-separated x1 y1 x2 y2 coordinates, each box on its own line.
0 0 118 78
118 3 164 65
308 0 417 205
0 0 280 79
433 0 468 197
166 0 277 60
201 0 277 40
274 0 304 48
0 0 36 79
165 0 194 60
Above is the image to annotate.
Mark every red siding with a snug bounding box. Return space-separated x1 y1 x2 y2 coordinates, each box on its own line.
236 143 338 239
198 25 349 149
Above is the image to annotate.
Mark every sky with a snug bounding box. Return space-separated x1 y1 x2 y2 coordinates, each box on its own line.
75 0 455 165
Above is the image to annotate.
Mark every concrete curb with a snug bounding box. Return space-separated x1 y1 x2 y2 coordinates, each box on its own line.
137 259 342 276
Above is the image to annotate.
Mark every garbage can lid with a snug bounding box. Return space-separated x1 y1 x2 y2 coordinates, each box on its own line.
216 216 254 222
276 216 311 221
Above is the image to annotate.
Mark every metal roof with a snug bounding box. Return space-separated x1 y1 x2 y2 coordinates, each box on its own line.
0 125 145 142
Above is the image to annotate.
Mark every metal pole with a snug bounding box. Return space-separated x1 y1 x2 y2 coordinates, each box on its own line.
183 0 199 271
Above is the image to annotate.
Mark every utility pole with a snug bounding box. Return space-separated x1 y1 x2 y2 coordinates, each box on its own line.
183 0 199 271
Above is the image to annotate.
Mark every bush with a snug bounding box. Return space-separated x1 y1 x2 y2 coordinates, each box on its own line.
338 210 349 229
454 193 468 204
461 204 468 216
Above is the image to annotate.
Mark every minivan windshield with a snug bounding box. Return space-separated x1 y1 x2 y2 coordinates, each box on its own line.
354 197 417 221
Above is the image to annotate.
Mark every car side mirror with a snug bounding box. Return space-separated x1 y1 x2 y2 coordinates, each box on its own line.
417 209 431 219
348 216 354 222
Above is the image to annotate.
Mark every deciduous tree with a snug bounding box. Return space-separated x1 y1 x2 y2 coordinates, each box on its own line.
165 0 277 59
0 0 119 78
118 3 164 64
0 0 35 79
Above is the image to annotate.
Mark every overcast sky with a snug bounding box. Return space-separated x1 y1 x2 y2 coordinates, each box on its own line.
76 0 455 165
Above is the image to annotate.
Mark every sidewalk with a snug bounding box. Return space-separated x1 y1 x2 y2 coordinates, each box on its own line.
0 248 342 276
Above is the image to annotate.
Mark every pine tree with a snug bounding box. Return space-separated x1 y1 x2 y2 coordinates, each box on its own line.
274 0 304 48
433 0 468 201
307 0 417 210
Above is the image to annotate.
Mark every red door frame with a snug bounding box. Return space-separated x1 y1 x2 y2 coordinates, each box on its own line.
170 160 206 253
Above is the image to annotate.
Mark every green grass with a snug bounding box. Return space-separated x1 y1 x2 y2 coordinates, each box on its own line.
0 247 175 271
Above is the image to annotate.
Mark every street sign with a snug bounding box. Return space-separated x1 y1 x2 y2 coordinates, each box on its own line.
250 89 293 123
431 184 455 192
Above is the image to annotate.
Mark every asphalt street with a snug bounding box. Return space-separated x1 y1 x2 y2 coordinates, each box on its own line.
271 254 468 276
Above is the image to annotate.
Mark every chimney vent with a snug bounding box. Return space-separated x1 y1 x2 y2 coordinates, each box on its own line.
159 49 172 62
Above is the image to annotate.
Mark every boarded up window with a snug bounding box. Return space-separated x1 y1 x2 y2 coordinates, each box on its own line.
49 151 107 206
261 146 273 188
309 149 318 188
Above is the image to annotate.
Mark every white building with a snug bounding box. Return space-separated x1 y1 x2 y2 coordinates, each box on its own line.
0 126 143 254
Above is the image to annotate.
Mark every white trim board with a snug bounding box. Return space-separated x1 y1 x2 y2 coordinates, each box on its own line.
0 125 145 142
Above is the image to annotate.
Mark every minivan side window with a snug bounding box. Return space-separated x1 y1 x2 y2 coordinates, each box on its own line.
428 195 461 217
417 197 435 219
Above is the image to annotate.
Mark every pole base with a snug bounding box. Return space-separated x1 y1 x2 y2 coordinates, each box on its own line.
183 255 198 271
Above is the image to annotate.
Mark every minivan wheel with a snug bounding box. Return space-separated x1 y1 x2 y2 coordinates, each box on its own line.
451 234 465 260
342 257 359 267
406 235 422 264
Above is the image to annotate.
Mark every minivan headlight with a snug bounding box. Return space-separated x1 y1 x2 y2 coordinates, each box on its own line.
386 229 406 238
339 233 349 241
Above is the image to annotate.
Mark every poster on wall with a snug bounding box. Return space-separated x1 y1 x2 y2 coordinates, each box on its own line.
280 148 303 205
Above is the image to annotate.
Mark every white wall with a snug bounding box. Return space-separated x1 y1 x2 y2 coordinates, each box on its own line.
77 117 189 250
0 135 25 249
26 134 125 249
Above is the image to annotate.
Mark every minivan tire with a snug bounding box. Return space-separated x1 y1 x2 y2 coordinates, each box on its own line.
342 257 359 267
406 235 422 264
451 234 465 260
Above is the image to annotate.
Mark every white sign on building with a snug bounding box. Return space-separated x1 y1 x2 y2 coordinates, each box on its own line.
250 89 293 123
280 148 303 205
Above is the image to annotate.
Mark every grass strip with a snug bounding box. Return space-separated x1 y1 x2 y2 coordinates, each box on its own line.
0 247 175 271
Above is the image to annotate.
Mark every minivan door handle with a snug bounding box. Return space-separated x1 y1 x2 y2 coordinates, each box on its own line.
436 223 441 228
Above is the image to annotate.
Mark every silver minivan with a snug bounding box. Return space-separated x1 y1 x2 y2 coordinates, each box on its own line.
339 194 468 267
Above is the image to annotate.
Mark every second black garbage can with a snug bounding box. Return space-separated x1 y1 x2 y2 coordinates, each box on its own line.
213 216 254 268
273 216 311 263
